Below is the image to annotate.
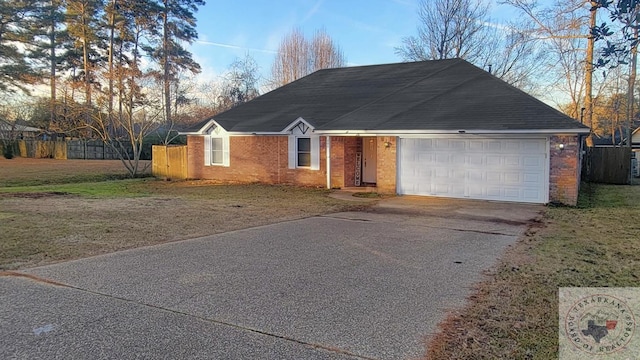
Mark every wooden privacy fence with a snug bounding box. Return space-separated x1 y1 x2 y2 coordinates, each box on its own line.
14 139 152 160
152 145 188 180
17 140 67 159
583 147 632 184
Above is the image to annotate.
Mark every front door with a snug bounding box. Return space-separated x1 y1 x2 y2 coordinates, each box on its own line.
362 137 377 183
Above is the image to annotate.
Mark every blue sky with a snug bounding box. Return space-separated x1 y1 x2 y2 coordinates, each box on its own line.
189 0 521 84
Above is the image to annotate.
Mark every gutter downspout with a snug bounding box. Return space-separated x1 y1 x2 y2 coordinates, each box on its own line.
326 136 331 189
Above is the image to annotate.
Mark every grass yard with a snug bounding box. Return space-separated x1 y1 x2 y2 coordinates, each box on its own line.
0 157 151 187
425 183 640 359
0 158 368 270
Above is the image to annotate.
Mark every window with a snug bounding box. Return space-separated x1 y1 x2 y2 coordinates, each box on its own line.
288 135 319 170
297 137 311 167
204 134 229 167
211 137 223 164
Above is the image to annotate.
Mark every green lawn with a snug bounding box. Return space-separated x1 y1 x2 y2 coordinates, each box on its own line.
426 183 640 359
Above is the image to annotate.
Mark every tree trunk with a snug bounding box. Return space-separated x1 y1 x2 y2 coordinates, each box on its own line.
585 1 597 147
627 26 638 147
162 0 171 131
49 0 57 130
107 0 116 132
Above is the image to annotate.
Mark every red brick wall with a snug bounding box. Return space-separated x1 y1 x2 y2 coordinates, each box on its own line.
342 137 361 187
376 136 397 194
549 135 581 205
186 135 205 179
187 135 327 186
190 134 581 205
328 137 345 188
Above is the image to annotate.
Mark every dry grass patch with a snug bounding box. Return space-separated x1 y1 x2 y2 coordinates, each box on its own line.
0 180 369 270
425 184 640 359
0 180 363 269
1 160 369 270
0 157 149 186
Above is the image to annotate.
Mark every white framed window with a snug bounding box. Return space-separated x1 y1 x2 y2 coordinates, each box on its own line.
297 137 311 167
204 134 230 167
211 137 224 165
288 135 319 170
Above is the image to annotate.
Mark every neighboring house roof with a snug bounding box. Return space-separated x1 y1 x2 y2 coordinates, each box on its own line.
0 120 43 133
595 126 640 147
187 58 589 134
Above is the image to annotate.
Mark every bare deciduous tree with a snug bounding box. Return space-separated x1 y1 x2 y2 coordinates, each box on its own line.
219 54 261 111
504 0 594 123
270 28 345 88
396 0 543 90
311 29 346 72
395 0 490 62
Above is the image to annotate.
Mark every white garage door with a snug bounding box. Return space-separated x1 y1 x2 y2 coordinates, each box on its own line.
398 137 548 203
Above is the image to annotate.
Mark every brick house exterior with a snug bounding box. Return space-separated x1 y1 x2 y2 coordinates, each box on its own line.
181 59 589 205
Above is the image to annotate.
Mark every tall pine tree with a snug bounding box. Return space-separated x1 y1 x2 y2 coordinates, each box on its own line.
152 0 204 138
30 0 69 127
0 0 39 93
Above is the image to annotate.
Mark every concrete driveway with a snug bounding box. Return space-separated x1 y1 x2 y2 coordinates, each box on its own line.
1 197 541 360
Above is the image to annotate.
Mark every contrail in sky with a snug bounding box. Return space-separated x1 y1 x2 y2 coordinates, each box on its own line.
196 40 278 54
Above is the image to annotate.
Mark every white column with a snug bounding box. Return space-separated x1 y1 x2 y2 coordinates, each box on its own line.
326 136 331 189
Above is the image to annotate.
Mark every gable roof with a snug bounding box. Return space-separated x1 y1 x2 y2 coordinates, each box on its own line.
188 59 589 134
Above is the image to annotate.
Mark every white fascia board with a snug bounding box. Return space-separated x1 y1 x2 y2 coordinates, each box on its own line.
227 132 285 136
314 128 591 136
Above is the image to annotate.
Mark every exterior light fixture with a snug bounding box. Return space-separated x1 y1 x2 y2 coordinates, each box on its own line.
384 141 392 148
558 144 565 150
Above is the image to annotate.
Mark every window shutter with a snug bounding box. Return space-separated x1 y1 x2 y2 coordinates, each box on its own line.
204 135 211 166
222 136 230 167
288 135 296 169
310 136 320 170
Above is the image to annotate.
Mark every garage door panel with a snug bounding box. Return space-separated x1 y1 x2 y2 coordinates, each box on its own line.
523 156 543 167
504 172 522 185
418 153 434 163
504 188 521 199
523 172 543 183
398 137 548 203
469 169 484 182
486 155 502 167
505 156 521 167
487 141 503 152
485 172 501 182
523 140 545 152
468 153 483 165
469 140 484 151
487 187 504 197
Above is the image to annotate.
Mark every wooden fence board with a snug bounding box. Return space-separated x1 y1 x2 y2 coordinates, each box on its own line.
585 147 631 184
13 140 151 160
152 145 187 180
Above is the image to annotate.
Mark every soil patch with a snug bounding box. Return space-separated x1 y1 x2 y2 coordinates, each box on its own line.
0 191 74 199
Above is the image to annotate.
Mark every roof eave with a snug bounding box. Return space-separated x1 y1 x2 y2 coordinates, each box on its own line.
314 128 591 135
179 119 223 135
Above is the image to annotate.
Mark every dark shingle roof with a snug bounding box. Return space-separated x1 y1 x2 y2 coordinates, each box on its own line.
190 59 588 133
